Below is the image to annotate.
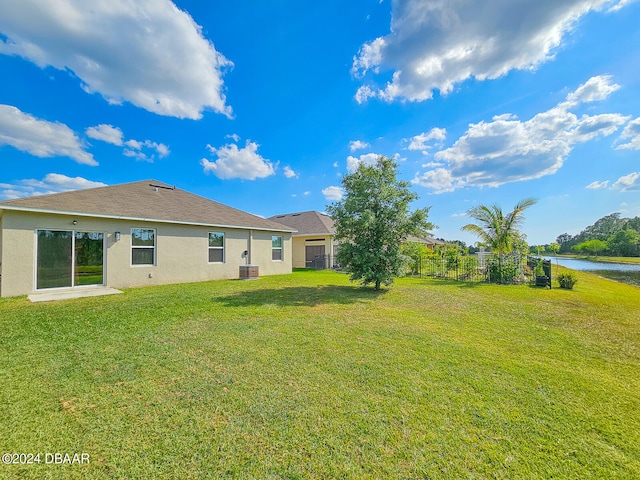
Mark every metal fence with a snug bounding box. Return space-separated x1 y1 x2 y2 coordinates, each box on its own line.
417 254 487 282
410 253 552 285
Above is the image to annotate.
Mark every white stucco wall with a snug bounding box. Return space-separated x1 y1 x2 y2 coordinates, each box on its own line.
0 210 292 297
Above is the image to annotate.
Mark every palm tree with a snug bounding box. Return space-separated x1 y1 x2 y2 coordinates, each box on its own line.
461 198 537 282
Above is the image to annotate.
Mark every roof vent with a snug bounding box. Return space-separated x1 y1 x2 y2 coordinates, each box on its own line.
149 183 175 191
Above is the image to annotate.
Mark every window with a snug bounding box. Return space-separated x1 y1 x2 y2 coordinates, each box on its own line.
272 235 283 261
208 232 224 263
131 228 155 265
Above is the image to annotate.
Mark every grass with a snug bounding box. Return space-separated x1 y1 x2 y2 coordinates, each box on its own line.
556 254 640 264
1 269 639 479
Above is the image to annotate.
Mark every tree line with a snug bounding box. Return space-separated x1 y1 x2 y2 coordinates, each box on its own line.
551 213 640 257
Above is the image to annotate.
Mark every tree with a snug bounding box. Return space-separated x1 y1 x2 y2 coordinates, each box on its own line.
573 239 607 257
461 198 537 283
556 233 574 253
461 198 537 258
607 229 639 257
581 213 623 241
326 156 433 290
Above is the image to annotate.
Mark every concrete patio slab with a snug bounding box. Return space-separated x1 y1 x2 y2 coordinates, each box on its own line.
28 287 124 303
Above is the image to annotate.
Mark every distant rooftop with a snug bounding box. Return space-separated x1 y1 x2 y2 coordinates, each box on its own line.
268 210 335 236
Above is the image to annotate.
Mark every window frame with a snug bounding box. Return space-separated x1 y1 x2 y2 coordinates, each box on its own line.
131 228 156 266
208 232 225 263
272 235 283 261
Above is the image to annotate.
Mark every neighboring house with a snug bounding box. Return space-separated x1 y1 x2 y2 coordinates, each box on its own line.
267 210 445 269
0 180 295 297
407 235 447 250
268 211 337 269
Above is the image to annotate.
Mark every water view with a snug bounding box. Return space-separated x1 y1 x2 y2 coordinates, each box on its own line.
543 256 640 287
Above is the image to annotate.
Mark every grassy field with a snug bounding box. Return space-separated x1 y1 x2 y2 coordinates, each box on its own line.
556 254 640 264
1 269 639 479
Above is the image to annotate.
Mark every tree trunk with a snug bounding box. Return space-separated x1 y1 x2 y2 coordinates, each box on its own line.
375 279 381 291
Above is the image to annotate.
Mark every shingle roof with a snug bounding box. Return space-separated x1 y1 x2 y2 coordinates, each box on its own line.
407 234 446 245
0 180 295 232
268 211 335 236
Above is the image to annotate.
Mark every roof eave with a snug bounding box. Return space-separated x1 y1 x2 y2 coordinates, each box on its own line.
0 205 297 233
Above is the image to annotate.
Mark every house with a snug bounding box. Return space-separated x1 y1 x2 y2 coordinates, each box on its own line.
267 210 445 269
268 211 337 269
0 180 295 297
406 235 447 250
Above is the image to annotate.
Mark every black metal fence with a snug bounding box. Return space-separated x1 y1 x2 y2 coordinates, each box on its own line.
417 254 487 282
409 253 552 286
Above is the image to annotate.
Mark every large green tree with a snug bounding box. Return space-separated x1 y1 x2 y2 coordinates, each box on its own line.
461 198 538 258
326 156 433 290
607 229 639 256
572 239 608 256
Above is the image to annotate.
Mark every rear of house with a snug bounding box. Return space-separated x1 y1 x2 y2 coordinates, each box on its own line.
268 211 337 269
0 180 294 297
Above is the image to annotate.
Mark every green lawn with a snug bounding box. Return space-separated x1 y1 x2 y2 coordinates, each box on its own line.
1 269 639 479
556 254 640 264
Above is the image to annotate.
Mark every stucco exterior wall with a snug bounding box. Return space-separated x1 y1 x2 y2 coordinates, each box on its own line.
0 210 292 297
291 235 333 268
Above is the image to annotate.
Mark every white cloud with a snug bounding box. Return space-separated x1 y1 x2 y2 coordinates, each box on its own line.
352 0 630 103
608 0 634 12
354 85 377 104
85 124 123 146
421 161 444 168
0 173 106 200
346 152 382 172
349 139 371 152
283 166 298 178
0 104 96 165
616 117 640 150
226 133 241 142
352 37 386 78
563 74 621 107
201 140 275 180
611 172 640 192
413 76 628 192
412 168 458 193
87 124 170 162
406 127 447 153
586 180 610 189
124 140 170 162
0 0 232 119
322 186 344 201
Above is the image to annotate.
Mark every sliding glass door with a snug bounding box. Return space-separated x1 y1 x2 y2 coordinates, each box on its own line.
36 230 104 290
37 230 73 289
74 232 104 286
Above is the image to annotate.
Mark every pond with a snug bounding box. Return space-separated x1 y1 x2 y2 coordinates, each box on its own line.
542 256 640 287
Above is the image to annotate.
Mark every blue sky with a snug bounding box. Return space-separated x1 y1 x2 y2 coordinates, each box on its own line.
1 0 639 245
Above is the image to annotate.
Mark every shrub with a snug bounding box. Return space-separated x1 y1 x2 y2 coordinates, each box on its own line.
557 272 578 290
533 260 545 277
487 255 524 284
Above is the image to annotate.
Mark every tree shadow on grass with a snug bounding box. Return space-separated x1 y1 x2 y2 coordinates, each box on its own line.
419 278 487 289
213 285 386 308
